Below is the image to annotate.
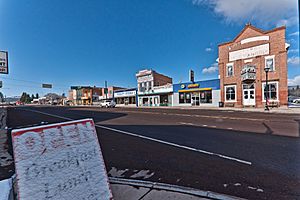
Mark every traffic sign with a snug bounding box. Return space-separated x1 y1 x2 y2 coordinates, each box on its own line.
42 83 52 88
0 51 8 74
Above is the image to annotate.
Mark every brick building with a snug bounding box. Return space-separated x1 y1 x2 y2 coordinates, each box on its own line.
136 69 173 106
218 24 289 108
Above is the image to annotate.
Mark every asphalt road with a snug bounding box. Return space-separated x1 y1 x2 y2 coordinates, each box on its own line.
4 106 300 200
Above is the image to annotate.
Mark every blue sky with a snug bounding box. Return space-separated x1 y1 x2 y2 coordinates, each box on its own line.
0 0 299 97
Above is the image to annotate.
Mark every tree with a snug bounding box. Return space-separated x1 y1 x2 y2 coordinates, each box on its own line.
36 93 39 99
20 92 32 103
31 94 35 100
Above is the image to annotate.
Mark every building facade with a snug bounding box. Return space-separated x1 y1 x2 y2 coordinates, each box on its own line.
70 86 93 105
114 88 137 106
218 24 288 108
136 69 173 106
69 86 102 105
99 86 126 101
173 79 220 107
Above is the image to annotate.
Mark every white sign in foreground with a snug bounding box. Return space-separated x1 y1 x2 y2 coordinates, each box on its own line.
12 119 113 200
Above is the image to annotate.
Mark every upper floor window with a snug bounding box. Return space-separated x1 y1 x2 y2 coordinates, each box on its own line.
265 55 275 71
226 63 234 77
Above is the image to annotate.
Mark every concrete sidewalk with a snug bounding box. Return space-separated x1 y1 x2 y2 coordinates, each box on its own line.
114 104 300 114
109 177 245 200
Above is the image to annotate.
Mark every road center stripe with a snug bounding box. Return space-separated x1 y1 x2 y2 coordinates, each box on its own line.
17 108 252 165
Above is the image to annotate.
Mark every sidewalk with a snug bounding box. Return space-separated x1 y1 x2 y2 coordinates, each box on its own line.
115 105 300 114
109 177 245 200
0 176 245 200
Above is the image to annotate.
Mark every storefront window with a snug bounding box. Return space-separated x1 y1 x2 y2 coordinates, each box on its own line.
200 90 212 103
263 82 278 101
179 93 192 104
225 85 236 101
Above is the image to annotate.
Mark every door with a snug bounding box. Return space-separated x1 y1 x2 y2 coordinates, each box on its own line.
243 88 255 106
191 93 200 106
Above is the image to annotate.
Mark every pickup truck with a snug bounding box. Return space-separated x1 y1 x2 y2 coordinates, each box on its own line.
100 100 116 108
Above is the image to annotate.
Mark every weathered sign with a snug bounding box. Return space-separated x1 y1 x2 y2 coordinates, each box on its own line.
229 43 269 62
12 119 113 200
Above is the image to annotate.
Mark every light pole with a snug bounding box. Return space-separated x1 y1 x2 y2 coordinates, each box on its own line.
264 66 270 111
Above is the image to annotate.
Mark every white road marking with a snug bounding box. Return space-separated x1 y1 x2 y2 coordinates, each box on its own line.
18 108 252 165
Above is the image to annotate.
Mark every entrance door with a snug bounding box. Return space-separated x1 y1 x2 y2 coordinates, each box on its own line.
243 84 255 106
191 93 200 106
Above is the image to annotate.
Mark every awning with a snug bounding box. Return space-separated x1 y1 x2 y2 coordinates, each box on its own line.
178 88 212 93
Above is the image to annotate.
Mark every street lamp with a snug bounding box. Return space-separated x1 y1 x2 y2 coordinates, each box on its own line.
264 66 270 111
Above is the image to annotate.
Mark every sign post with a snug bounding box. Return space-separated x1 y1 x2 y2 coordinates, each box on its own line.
189 70 194 83
12 119 113 200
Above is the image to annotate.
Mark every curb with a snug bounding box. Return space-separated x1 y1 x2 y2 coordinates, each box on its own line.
109 177 246 200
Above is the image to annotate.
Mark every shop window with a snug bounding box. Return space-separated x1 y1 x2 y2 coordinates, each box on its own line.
226 63 234 77
179 93 191 104
265 55 275 71
225 85 236 101
262 82 278 101
200 90 212 103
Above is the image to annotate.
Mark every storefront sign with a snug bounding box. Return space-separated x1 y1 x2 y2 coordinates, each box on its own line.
0 51 8 74
187 83 199 88
229 43 269 61
12 119 113 200
114 90 136 98
137 75 153 83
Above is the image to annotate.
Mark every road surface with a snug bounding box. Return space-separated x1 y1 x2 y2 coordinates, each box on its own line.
3 106 300 200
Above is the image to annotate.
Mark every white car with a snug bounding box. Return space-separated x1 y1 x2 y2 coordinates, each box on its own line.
100 100 116 108
292 99 300 104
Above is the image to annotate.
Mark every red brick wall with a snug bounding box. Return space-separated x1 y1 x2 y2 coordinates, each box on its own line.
218 25 288 108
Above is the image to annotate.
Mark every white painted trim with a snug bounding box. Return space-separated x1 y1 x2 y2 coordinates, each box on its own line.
244 59 253 63
261 81 279 102
241 36 269 44
226 63 234 77
264 55 275 71
224 85 237 102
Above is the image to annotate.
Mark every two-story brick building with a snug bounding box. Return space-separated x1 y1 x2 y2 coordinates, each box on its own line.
136 69 173 106
218 24 289 108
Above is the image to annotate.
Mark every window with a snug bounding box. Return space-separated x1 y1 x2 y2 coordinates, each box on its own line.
265 55 275 71
226 63 234 77
262 82 278 101
200 90 212 103
179 93 191 104
225 85 236 101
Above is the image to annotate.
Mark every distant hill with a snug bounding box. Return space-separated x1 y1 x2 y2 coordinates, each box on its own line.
4 96 20 102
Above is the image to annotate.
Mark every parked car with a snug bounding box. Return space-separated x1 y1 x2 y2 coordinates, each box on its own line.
100 100 116 108
292 99 300 104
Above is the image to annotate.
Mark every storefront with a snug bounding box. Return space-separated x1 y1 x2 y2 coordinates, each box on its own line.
173 79 220 107
114 88 137 107
138 84 173 107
